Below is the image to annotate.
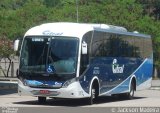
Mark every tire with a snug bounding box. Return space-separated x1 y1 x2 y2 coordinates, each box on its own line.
38 97 46 104
126 81 135 99
88 86 96 105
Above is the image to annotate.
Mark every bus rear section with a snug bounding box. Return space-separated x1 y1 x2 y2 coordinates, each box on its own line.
78 30 153 104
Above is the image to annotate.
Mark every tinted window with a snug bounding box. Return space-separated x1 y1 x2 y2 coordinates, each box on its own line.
80 31 93 74
91 31 152 58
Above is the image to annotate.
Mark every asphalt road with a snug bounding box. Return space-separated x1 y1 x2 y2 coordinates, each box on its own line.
0 89 160 113
0 89 160 107
0 80 160 113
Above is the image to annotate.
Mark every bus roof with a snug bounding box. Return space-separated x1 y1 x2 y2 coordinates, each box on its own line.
24 22 151 38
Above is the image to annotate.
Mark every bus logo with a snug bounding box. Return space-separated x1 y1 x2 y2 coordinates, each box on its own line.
42 30 63 36
112 59 124 74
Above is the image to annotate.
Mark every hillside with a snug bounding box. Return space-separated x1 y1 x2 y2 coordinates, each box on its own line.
0 0 160 76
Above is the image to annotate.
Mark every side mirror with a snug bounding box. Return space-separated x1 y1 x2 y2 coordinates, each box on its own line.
82 41 87 54
14 39 20 51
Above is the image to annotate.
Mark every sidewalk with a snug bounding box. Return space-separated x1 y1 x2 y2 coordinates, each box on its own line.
151 79 160 90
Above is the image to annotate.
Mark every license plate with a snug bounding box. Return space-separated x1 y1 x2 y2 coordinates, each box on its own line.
39 90 50 94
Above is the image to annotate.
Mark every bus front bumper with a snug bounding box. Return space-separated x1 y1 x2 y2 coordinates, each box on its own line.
18 80 90 99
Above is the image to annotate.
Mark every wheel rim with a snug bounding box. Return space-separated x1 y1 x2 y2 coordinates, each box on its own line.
130 87 134 97
92 88 95 99
130 82 134 98
89 87 95 105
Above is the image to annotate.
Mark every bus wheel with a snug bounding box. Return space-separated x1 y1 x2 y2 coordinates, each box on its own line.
126 81 135 99
88 85 96 105
38 97 46 104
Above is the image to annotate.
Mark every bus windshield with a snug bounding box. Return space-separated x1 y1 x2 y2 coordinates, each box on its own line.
20 36 79 75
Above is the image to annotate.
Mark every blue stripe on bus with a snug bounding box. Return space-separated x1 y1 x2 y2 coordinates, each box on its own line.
79 57 153 95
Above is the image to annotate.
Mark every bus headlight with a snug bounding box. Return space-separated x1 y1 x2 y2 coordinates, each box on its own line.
62 78 78 88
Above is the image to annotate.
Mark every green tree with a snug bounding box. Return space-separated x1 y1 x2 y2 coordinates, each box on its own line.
0 37 14 77
0 0 160 77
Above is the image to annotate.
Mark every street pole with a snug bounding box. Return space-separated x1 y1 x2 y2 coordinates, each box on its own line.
76 0 79 23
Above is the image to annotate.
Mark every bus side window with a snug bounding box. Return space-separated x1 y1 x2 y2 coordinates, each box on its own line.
80 42 90 75
80 31 92 75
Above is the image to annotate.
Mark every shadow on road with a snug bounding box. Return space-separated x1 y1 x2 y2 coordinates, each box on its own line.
13 96 146 107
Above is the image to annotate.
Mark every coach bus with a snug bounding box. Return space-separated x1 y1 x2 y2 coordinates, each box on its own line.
14 22 153 105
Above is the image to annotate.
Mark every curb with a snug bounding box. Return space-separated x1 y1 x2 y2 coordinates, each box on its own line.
0 81 18 90
150 86 160 90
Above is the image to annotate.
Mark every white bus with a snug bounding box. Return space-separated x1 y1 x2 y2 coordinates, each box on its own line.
15 22 153 105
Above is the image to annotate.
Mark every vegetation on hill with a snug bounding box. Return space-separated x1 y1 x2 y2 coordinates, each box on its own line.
0 0 160 76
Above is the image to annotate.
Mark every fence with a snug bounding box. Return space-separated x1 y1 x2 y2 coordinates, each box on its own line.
0 57 19 78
